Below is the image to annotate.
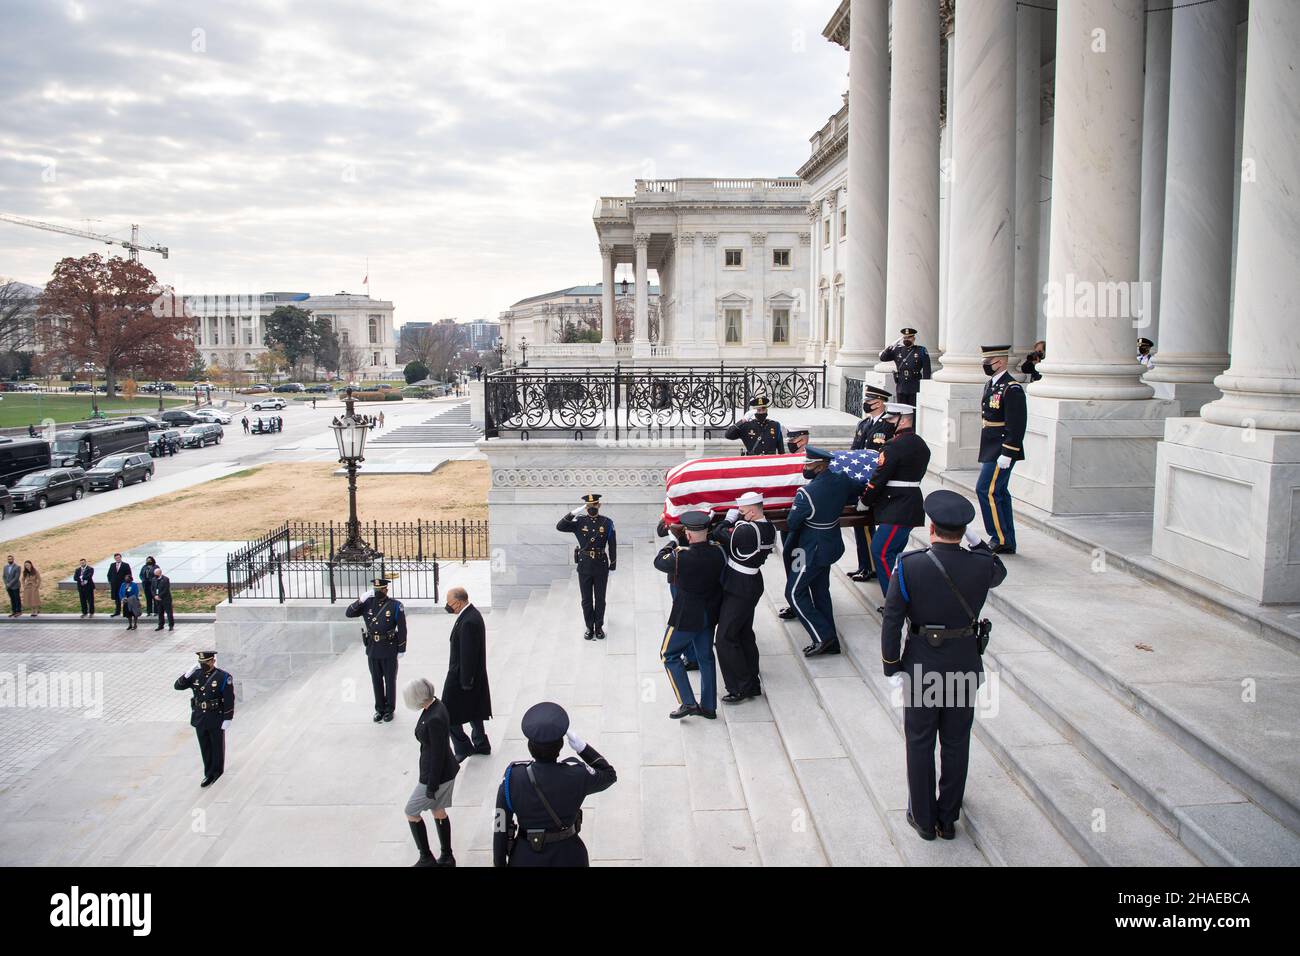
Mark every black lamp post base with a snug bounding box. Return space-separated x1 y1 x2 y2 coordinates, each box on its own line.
334 544 381 564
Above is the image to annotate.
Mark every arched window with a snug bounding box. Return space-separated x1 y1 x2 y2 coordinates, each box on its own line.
368 316 379 344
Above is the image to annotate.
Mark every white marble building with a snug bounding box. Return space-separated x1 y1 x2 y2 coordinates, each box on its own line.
498 283 658 364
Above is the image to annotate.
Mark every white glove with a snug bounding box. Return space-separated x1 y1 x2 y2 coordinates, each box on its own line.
997 454 1012 470
220 720 231 731
855 499 868 512
571 506 586 516
963 527 982 548
185 665 201 678
888 673 905 689
725 508 740 523
565 730 587 753
398 652 405 658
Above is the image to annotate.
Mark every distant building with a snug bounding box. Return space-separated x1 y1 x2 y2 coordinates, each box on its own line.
466 319 500 351
499 283 659 362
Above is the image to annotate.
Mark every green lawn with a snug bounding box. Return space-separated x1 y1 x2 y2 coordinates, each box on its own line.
0 394 190 428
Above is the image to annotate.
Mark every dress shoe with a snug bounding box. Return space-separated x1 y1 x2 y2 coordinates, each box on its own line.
804 640 841 657
373 711 384 723
989 543 1017 555
474 744 492 756
200 775 214 788
669 704 700 720
721 692 751 704
110 612 120 618
155 626 164 631
907 810 936 841
849 570 876 582
937 821 956 841
413 853 437 868
594 626 606 640
683 660 699 672
777 606 797 620
584 627 594 641
435 852 457 867
382 712 394 722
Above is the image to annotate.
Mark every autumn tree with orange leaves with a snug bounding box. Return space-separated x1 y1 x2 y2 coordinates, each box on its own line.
36 253 197 397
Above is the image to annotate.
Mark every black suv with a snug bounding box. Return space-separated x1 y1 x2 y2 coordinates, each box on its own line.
161 409 204 427
127 415 168 430
149 429 183 457
9 468 89 510
86 453 155 491
181 423 224 447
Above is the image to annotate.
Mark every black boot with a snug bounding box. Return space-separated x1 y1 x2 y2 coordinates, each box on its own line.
408 819 436 867
434 815 456 866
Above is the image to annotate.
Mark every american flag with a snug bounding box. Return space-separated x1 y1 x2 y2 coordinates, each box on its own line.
663 449 879 524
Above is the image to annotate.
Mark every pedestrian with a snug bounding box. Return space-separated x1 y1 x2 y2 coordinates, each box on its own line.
493 702 616 868
556 493 616 640
119 572 141 630
442 587 492 761
311 398 317 410
27 424 37 438
141 555 158 616
881 490 1006 841
173 650 235 787
241 416 249 434
653 510 724 720
153 566 175 631
106 553 132 617
378 411 385 429
402 677 459 867
786 447 859 657
345 576 406 722
856 402 931 601
20 560 41 617
710 491 776 703
73 558 95 617
4 555 20 617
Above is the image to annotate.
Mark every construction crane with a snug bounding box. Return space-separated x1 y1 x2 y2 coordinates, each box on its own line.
0 213 169 262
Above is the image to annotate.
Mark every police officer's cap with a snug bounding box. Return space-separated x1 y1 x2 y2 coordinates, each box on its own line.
521 701 569 743
196 650 217 662
581 493 602 504
750 396 770 409
864 385 892 400
804 446 834 462
679 510 711 531
1137 337 1153 348
980 343 1011 357
736 491 763 508
924 490 976 528
899 327 918 336
371 577 390 589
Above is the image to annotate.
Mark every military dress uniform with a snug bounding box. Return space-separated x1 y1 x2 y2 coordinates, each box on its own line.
975 345 1027 554
173 650 235 786
778 426 811 620
710 492 776 701
653 511 724 718
556 493 617 640
879 329 933 408
493 702 617 867
881 491 1006 841
346 579 407 721
850 385 896 581
785 447 859 656
858 404 932 599
725 397 785 455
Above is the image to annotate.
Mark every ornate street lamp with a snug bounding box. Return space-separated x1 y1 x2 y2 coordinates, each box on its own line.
520 335 528 367
329 387 379 563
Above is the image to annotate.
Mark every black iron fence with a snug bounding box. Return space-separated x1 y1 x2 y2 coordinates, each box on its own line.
843 376 864 416
484 363 827 438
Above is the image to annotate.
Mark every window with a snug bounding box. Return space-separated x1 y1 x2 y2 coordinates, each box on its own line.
724 248 743 268
772 249 791 268
372 352 381 367
340 329 349 344
724 308 742 344
839 209 847 239
823 218 831 246
821 298 830 340
368 315 380 344
772 308 789 344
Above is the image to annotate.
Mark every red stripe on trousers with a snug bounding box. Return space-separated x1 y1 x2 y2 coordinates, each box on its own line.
878 525 900 579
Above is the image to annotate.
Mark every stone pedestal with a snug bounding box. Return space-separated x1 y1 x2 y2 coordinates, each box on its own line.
1152 418 1300 603
916 379 986 472
468 381 485 428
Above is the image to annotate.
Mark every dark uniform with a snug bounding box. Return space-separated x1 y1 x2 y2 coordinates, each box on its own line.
153 571 174 631
858 410 932 600
710 495 776 701
556 493 617 640
725 396 785 455
785 447 859 656
174 650 235 786
654 511 724 718
881 491 1006 841
879 328 933 408
850 385 896 580
976 345 1027 554
778 426 811 620
346 579 407 721
73 562 95 616
494 702 617 867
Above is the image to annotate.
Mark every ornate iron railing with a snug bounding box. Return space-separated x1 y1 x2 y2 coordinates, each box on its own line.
484 363 827 439
843 376 864 416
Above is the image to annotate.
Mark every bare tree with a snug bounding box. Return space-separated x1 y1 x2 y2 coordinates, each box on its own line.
0 279 38 352
338 341 367 382
548 302 601 343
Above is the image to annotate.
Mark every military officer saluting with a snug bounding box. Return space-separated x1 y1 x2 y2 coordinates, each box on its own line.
880 490 1006 842
786 446 859 657
556 493 616 640
857 402 931 600
346 576 407 723
849 385 896 583
173 650 235 787
725 396 785 455
879 327 933 409
493 701 617 867
975 344 1027 555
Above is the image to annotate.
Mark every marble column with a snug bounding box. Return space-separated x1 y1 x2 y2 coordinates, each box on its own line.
1013 3 1042 360
928 0 1016 470
1137 7 1171 348
600 244 616 346
807 203 823 359
938 6 955 356
677 233 697 355
633 234 649 350
750 232 767 353
1144 0 1235 412
837 0 889 371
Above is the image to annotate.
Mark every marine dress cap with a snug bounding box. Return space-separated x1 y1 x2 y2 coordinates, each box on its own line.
521 701 570 743
885 402 915 416
786 425 810 437
924 489 977 527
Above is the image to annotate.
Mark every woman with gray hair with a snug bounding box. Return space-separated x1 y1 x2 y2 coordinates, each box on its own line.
402 677 460 867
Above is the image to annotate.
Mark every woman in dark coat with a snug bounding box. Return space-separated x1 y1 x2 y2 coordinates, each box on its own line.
441 587 492 760
402 677 459 867
140 556 158 615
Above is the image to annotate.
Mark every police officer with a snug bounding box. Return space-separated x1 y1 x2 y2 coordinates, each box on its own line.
493 701 617 867
777 426 812 621
556 493 617 640
653 510 724 719
1137 336 1156 369
881 490 1006 841
879 327 932 409
976 344 1026 555
711 491 776 702
858 402 931 600
850 385 896 583
173 650 235 787
786 447 858 657
346 576 407 722
725 396 785 455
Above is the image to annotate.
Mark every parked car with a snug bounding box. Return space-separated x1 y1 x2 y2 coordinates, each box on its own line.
251 397 287 411
86 452 154 491
305 383 332 393
149 429 184 457
0 485 11 518
181 423 224 447
195 409 233 425
15 382 41 392
273 382 305 393
8 468 89 510
68 383 92 393
160 409 204 427
126 415 168 430
242 385 271 394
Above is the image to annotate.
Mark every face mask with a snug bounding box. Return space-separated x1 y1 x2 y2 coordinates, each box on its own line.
787 440 800 453
444 603 455 614
374 589 387 600
801 466 818 480
586 507 599 516
982 361 997 376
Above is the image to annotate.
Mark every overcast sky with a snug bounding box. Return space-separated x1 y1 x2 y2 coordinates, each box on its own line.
1 0 847 325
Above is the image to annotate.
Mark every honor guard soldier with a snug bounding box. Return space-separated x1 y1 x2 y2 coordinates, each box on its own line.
778 425 812 620
556 493 617 640
879 327 933 409
786 447 859 658
725 396 785 455
976 344 1027 555
654 510 724 719
1137 336 1156 369
346 577 407 722
881 490 1006 841
174 650 235 787
850 385 896 583
857 402 931 600
493 702 617 867
711 491 776 702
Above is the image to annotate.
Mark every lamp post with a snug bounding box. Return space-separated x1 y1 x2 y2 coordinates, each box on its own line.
329 387 379 563
156 380 165 414
520 336 528 367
